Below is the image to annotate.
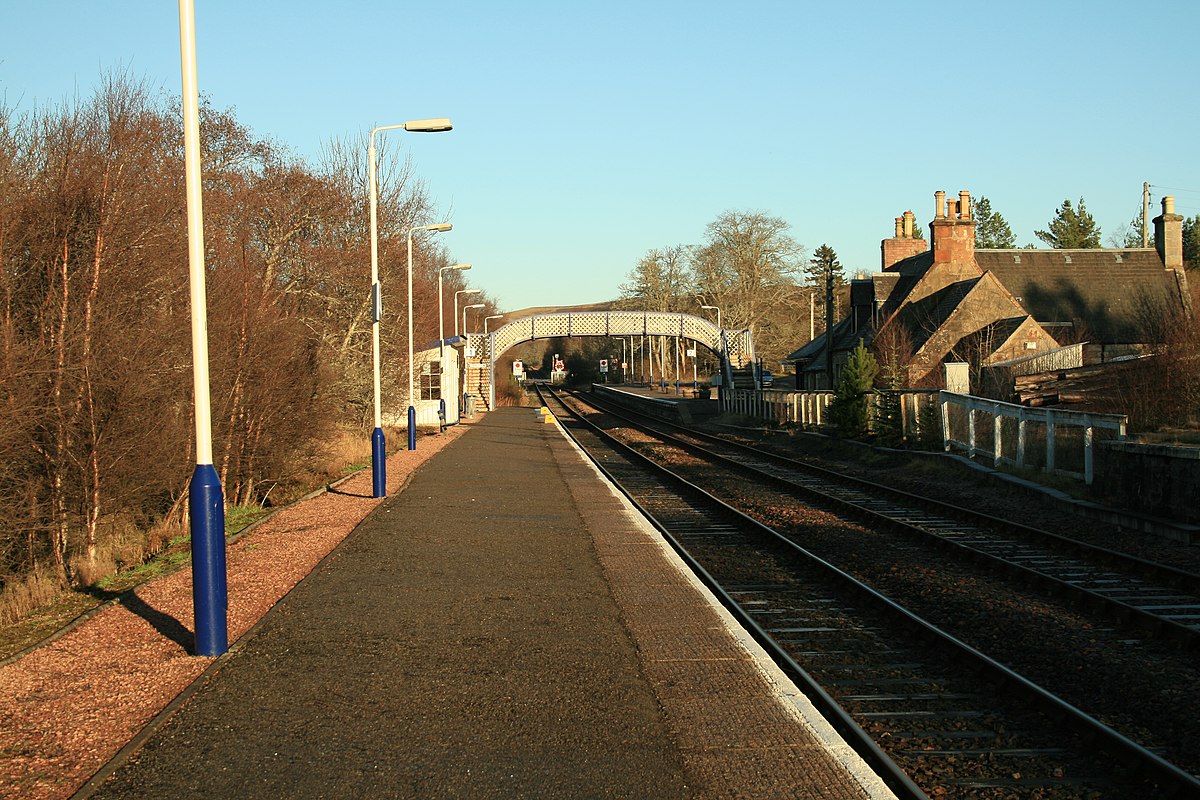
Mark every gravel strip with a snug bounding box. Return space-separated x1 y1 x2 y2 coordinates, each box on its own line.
0 424 471 800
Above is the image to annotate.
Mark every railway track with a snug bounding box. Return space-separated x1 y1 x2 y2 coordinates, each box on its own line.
579 388 1200 649
535 386 1200 799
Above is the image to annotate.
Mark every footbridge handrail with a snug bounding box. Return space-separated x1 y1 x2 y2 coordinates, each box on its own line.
464 309 755 409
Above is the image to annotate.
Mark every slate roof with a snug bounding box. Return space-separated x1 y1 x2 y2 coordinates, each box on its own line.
789 317 871 373
782 233 1189 387
977 249 1186 343
894 278 979 351
947 316 1028 363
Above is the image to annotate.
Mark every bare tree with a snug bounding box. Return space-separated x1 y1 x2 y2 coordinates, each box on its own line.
691 210 803 365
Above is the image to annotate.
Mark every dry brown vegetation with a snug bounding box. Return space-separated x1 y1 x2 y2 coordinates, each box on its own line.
0 74 495 619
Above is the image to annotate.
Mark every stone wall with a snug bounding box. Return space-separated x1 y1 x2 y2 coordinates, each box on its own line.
1092 441 1200 525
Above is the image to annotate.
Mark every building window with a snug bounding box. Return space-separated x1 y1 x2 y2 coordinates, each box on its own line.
421 360 442 400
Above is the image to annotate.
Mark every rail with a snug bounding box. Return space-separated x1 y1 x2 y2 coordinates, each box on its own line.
939 391 1127 485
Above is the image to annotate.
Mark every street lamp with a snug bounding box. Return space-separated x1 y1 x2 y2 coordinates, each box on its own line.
484 314 503 334
454 288 481 336
179 0 226 656
462 302 485 335
405 222 452 452
368 117 452 496
461 303 485 419
700 303 722 330
438 263 472 366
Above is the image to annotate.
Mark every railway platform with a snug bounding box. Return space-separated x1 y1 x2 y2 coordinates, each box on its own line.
84 406 893 799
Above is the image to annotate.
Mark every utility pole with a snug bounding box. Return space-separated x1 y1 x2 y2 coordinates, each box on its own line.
824 267 835 387
809 291 814 342
1143 182 1151 248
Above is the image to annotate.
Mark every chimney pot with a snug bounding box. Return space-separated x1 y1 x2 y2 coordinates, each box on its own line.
895 217 903 238
935 190 947 219
959 190 971 220
902 210 914 238
1164 195 1176 215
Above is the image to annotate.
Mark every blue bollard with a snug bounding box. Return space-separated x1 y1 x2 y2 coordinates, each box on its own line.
407 405 417 450
371 426 386 498
190 463 227 657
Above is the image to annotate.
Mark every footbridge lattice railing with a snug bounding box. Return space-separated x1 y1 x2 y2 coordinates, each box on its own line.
464 310 755 408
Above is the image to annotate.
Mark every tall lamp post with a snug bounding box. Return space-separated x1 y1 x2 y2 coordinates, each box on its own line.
438 264 472 365
462 302 485 336
484 314 503 334
368 117 451 497
700 303 723 404
405 222 452 451
461 303 486 413
179 0 226 657
436 264 470 432
454 288 481 336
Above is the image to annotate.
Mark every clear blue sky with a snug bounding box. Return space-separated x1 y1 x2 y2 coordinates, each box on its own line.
3 1 1199 311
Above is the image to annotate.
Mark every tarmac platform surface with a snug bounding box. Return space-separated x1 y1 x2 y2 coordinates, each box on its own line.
87 407 892 799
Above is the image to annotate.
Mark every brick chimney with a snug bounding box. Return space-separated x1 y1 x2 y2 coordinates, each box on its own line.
1153 195 1184 270
881 209 927 271
930 189 976 265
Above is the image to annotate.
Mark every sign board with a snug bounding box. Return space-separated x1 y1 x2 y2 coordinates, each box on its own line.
512 360 524 377
371 283 382 323
686 348 696 358
554 359 564 371
621 362 627 370
599 359 609 373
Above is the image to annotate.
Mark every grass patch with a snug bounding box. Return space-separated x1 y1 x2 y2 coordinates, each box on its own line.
0 505 274 661
226 504 271 534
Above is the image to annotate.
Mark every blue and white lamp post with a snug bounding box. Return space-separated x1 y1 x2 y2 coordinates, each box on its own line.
368 120 451 497
179 0 226 657
405 223 452 452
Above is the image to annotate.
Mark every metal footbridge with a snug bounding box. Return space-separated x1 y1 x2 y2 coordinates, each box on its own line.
464 310 755 409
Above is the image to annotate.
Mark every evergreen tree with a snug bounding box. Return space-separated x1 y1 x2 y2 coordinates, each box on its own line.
973 195 1015 249
1183 215 1200 269
1035 198 1102 248
802 244 846 328
802 243 845 290
829 339 878 439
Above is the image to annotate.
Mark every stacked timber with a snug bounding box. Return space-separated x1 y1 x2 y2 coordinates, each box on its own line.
1012 361 1140 409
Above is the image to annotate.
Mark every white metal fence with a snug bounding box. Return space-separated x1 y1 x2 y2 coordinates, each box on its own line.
728 389 833 427
939 391 1127 485
727 389 939 441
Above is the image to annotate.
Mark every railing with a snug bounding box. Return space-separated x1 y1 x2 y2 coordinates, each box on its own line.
939 391 1127 485
729 389 833 427
728 389 939 441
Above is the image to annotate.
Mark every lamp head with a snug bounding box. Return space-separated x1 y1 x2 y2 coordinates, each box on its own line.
426 222 452 233
403 118 453 133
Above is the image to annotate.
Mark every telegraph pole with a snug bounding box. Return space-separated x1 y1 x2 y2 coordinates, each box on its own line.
1143 182 1151 247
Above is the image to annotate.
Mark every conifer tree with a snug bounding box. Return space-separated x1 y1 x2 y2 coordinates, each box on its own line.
1035 198 1102 248
830 339 878 439
973 195 1016 249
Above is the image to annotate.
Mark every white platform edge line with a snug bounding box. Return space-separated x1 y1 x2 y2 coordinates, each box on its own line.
553 418 899 800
